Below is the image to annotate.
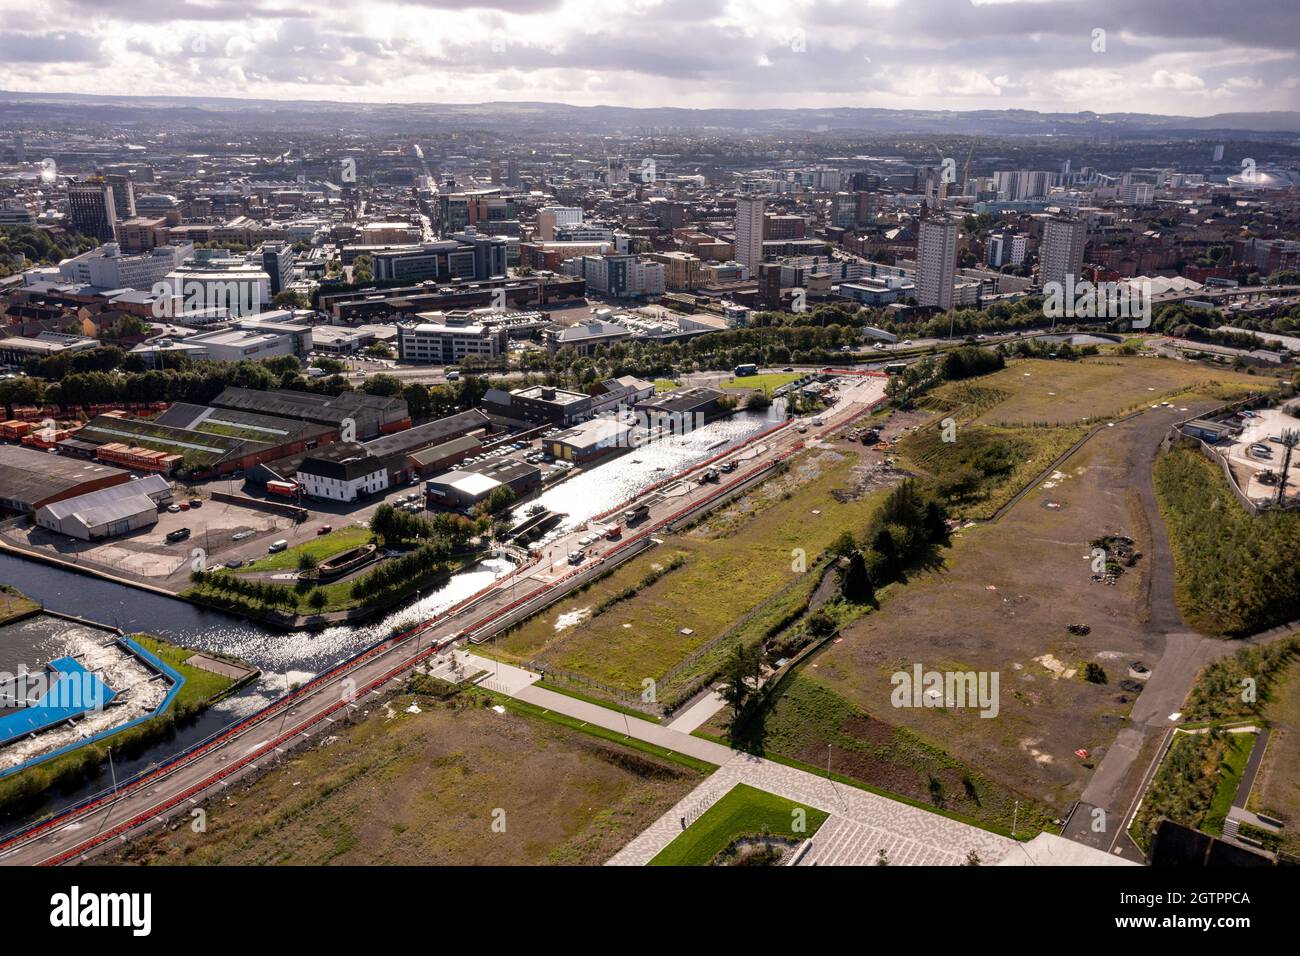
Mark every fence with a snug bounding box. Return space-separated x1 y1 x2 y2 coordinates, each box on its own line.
1164 393 1299 514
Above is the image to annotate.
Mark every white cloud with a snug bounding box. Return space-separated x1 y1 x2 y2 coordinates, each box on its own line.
0 0 1292 113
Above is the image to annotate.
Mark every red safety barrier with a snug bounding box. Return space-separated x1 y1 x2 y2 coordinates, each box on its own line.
8 386 881 865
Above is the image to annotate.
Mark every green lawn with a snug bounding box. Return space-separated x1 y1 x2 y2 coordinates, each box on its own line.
1204 733 1256 836
0 585 39 625
723 372 801 392
650 784 828 865
1155 448 1300 635
491 451 885 701
241 525 373 571
130 634 244 713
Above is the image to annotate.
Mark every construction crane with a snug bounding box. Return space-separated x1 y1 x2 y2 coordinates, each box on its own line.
962 137 978 191
1276 428 1300 506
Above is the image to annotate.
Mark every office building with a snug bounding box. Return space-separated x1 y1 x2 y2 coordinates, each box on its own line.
57 242 192 290
986 233 1027 269
67 180 117 242
537 206 583 241
260 242 295 296
396 312 509 364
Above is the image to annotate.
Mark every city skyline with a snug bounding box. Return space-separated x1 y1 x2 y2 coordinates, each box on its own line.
1 0 1298 115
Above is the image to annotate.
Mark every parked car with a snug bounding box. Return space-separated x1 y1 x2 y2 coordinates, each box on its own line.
232 529 255 541
268 539 289 553
567 550 585 565
317 525 333 535
178 501 190 511
167 504 181 513
224 559 244 569
720 460 737 473
189 498 202 508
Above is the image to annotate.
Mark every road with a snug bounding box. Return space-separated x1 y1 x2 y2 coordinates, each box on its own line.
0 376 887 866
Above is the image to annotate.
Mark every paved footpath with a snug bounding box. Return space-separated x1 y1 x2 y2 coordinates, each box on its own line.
607 751 1016 866
459 658 1016 866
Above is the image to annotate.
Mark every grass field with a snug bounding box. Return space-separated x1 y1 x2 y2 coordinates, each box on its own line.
926 356 1265 427
129 635 245 713
757 365 1244 819
240 525 373 572
106 687 703 865
1204 732 1255 836
0 585 38 625
1130 730 1241 850
898 419 1085 520
723 372 802 393
701 673 1052 836
1248 661 1300 857
650 783 828 866
1154 448 1300 635
489 449 887 702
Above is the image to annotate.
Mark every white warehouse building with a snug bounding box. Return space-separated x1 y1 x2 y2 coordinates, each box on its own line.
35 476 172 541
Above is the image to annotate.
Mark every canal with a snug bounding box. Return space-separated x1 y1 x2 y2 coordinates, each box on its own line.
0 405 779 830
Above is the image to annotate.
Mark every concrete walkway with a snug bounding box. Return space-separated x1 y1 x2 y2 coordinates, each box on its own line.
461 658 1017 865
665 690 727 734
607 750 1017 866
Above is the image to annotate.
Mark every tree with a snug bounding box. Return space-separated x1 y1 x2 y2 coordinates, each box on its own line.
307 589 327 611
272 290 308 309
870 526 899 581
719 642 763 728
297 551 319 572
363 374 403 398
840 549 874 603
805 609 836 638
477 485 516 517
830 530 856 557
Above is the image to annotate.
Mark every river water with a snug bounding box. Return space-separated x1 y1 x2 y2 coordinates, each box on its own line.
0 407 778 827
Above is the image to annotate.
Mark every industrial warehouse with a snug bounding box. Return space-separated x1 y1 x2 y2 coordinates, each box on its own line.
35 475 173 541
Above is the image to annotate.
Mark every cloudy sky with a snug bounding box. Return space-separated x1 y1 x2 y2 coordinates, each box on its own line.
1 0 1297 115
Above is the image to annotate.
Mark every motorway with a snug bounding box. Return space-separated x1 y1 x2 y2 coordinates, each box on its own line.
0 375 887 866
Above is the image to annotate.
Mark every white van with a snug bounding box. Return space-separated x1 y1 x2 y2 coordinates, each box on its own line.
268 539 289 553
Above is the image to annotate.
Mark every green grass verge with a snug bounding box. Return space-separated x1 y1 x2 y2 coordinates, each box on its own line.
0 585 39 625
723 372 802 393
1154 447 1300 635
240 525 373 571
650 783 829 866
1204 733 1255 836
471 688 715 775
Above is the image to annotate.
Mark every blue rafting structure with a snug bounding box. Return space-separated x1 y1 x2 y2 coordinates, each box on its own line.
0 637 186 779
0 658 117 745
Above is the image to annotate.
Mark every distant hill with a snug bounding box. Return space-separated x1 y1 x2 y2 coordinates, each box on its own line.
1 90 1297 136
